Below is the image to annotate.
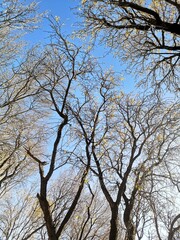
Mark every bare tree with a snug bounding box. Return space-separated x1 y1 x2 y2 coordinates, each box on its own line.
22 18 99 240
68 70 179 240
0 2 179 239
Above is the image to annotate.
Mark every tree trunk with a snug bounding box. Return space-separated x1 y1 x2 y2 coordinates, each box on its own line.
125 223 135 240
37 194 58 240
124 202 136 240
109 205 119 240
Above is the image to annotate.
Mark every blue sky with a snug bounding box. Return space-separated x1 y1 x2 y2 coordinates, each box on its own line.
38 0 78 22
25 0 79 42
38 0 79 30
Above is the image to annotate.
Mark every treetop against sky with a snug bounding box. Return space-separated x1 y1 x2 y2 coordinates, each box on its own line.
23 0 137 92
0 1 179 240
24 0 180 94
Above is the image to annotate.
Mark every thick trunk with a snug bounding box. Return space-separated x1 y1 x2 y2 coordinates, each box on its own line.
124 202 136 240
109 205 119 240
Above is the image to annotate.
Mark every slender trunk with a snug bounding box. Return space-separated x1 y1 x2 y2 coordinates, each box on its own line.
125 223 135 240
109 204 119 240
37 194 58 240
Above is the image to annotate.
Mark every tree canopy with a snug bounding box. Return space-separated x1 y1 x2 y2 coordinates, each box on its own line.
0 1 179 240
79 0 180 92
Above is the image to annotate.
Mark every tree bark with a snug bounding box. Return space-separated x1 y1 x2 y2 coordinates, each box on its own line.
37 194 58 240
124 201 135 240
109 204 119 240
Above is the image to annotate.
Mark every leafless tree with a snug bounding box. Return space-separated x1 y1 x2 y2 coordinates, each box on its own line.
0 3 179 239
68 70 179 240
22 18 100 240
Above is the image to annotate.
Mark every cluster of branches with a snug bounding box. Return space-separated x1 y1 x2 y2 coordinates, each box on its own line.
0 1 179 240
78 0 180 92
